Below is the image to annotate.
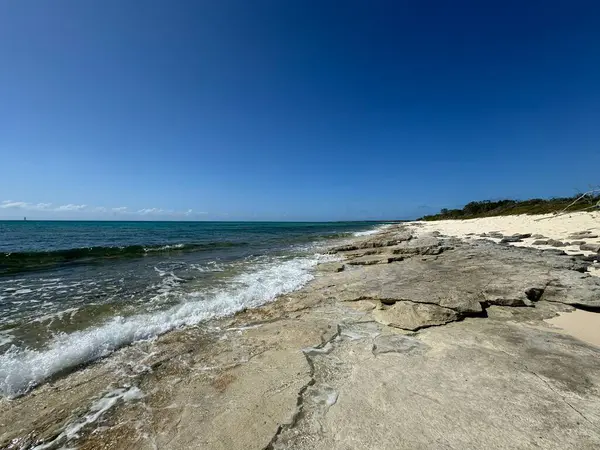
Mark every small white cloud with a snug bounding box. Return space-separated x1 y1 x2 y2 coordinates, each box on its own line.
137 208 164 215
55 204 87 211
0 201 28 209
0 200 199 218
0 201 55 211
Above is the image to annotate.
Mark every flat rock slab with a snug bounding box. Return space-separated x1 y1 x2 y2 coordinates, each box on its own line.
273 317 600 450
372 301 458 331
581 243 600 252
372 334 428 355
335 234 447 261
346 255 388 265
480 232 504 238
346 255 404 266
548 239 568 247
329 231 413 253
500 233 531 243
570 231 598 239
317 262 345 272
311 236 600 331
166 349 310 450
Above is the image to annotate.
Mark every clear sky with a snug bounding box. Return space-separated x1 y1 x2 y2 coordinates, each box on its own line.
1 1 599 221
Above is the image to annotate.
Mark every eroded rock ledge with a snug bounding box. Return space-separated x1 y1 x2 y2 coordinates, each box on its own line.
316 225 600 332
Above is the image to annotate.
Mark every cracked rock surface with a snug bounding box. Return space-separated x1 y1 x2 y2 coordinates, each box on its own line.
2 225 600 449
319 230 600 329
272 318 600 450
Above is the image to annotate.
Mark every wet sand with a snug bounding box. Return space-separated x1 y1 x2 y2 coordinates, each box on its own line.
546 309 600 348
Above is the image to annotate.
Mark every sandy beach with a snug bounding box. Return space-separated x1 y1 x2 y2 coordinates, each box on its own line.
545 309 600 348
2 213 600 450
414 211 600 271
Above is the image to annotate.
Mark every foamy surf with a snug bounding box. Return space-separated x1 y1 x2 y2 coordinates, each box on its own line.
353 224 392 237
31 385 144 450
0 254 327 397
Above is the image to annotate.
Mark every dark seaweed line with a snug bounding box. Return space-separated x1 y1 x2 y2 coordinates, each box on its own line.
0 241 248 276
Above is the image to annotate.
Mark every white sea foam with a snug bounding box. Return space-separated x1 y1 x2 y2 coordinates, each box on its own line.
31 386 143 449
190 261 226 272
0 330 14 347
0 254 325 397
13 288 33 295
32 307 80 325
353 224 392 237
144 243 185 252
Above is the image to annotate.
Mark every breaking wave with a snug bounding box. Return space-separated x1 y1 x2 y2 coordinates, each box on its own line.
353 224 393 237
0 253 327 397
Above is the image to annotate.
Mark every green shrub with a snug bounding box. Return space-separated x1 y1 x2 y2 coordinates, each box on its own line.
420 194 600 221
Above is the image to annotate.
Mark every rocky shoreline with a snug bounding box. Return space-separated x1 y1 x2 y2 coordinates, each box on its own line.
2 223 600 449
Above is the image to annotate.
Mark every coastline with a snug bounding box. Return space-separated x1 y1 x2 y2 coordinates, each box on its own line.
3 217 600 449
1 222 377 398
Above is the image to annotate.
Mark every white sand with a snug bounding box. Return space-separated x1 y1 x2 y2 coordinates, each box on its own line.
409 211 600 275
406 211 600 347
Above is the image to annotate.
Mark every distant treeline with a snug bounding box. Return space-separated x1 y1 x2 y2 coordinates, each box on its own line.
420 194 600 221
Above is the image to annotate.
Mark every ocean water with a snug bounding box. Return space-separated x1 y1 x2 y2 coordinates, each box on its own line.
0 220 383 396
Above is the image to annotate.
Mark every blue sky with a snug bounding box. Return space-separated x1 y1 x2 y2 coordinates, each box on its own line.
1 1 599 221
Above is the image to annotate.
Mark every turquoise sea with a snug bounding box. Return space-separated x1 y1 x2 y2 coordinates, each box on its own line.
0 220 384 396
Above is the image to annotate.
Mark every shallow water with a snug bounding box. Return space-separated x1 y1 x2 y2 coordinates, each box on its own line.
0 220 384 396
